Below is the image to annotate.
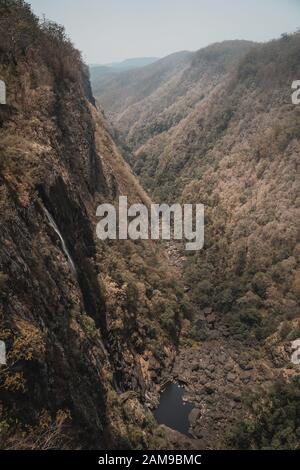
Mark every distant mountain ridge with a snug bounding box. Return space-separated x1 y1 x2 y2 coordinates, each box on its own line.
89 56 159 81
91 41 254 152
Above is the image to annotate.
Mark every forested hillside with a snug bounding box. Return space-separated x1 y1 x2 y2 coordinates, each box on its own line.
93 34 300 449
92 41 254 165
94 34 300 342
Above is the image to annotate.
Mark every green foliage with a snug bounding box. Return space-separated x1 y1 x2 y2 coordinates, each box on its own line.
81 315 99 340
228 376 300 450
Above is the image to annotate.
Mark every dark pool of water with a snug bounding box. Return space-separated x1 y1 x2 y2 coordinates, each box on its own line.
154 383 194 436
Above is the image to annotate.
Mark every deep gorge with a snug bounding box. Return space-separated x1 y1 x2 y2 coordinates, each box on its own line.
0 0 300 452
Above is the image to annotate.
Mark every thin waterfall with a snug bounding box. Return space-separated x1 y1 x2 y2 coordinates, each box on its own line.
42 205 108 357
43 205 77 276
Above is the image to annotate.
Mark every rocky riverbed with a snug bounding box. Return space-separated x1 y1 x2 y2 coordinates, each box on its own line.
174 316 300 450
154 248 296 450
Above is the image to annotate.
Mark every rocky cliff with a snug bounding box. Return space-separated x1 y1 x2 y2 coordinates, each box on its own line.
0 0 185 449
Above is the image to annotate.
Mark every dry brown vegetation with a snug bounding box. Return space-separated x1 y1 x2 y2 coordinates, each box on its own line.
0 0 185 450
94 33 300 346
93 33 300 448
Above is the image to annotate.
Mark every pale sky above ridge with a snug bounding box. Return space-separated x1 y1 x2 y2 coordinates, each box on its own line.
29 0 300 64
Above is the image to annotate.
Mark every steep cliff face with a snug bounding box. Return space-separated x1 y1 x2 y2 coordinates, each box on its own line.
0 1 184 449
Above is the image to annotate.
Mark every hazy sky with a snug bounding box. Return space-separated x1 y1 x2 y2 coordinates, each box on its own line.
29 0 300 64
